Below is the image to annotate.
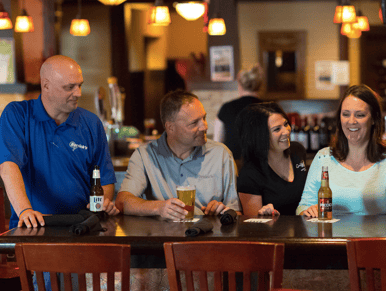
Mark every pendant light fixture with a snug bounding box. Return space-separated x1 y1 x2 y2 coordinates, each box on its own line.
208 0 225 35
175 2 205 21
148 0 171 26
15 0 34 33
98 0 126 5
354 10 369 32
70 0 90 36
333 2 356 23
0 1 12 30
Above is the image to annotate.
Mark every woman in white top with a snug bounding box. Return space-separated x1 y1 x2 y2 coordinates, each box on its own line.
296 84 386 216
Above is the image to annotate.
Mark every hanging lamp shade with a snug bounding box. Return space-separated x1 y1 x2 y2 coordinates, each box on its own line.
70 0 90 36
333 6 343 23
70 19 90 36
15 9 34 33
148 5 171 26
98 0 126 5
175 2 205 21
341 22 352 35
355 16 369 31
341 5 356 23
208 17 226 35
0 3 12 30
380 7 384 22
346 27 362 38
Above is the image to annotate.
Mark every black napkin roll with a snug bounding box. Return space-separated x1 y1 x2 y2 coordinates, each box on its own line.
185 218 213 237
69 214 104 235
220 209 237 225
43 214 86 227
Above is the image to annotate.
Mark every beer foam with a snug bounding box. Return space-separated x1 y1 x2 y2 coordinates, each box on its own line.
176 185 195 191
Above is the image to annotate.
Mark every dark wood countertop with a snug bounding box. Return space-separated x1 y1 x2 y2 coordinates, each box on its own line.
1 214 384 269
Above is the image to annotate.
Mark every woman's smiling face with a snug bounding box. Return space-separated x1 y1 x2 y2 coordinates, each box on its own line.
340 95 373 147
268 113 291 153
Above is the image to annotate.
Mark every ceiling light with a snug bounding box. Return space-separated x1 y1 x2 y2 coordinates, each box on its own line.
15 0 34 33
208 0 225 36
208 18 226 35
98 0 126 5
0 2 12 30
175 2 205 21
341 5 356 23
333 6 342 23
148 0 171 26
70 0 90 36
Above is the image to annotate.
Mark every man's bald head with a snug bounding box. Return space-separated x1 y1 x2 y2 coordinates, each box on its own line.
39 55 84 124
40 55 81 84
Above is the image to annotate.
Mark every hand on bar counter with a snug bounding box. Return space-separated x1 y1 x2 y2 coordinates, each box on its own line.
18 209 45 228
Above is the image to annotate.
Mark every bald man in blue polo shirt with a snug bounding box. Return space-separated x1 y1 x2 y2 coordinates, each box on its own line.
0 55 119 229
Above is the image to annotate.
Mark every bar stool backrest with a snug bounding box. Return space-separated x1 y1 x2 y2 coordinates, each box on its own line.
0 186 19 280
15 242 131 291
347 238 386 291
164 241 284 291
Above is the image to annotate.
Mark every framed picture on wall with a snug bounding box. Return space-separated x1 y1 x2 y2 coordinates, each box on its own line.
0 38 15 84
209 45 234 82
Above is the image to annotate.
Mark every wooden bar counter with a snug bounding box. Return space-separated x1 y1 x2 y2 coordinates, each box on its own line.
1 214 384 269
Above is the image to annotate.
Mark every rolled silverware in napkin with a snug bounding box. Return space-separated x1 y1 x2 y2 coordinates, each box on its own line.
220 209 237 225
185 217 213 237
43 214 86 226
70 214 104 235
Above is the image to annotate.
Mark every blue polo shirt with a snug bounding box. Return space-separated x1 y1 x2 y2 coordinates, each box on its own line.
0 95 116 228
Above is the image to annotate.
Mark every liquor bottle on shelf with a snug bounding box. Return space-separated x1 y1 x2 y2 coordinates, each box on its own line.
318 166 332 220
90 165 104 213
290 114 299 142
298 116 310 152
309 115 320 153
319 117 329 149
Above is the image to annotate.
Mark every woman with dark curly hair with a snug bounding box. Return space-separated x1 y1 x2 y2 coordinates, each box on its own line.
236 102 307 216
297 84 386 217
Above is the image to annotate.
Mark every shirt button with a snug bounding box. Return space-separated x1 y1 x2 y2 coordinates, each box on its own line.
181 174 183 177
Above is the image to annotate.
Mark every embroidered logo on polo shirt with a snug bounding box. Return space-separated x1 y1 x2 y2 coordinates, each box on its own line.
69 141 88 151
296 160 306 171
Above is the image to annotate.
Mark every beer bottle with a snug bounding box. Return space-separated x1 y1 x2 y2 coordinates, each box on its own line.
90 165 104 213
318 166 332 220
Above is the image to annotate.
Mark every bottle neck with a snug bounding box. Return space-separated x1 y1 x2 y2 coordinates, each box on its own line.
321 179 329 187
93 178 101 186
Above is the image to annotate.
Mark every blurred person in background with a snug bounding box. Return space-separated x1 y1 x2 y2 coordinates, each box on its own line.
214 64 264 163
236 102 307 216
297 84 386 217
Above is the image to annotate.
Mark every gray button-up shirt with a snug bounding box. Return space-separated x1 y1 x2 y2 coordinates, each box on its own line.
119 132 241 214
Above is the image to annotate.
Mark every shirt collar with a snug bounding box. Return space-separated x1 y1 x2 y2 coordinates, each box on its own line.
33 94 79 127
155 132 205 160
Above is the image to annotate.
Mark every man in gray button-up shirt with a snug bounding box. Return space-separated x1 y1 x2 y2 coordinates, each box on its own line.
116 90 241 220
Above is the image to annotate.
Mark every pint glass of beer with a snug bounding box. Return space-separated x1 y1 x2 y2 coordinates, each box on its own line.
176 185 196 219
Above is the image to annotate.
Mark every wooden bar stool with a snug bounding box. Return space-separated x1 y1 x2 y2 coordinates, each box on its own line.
15 243 131 291
347 238 386 291
164 241 285 291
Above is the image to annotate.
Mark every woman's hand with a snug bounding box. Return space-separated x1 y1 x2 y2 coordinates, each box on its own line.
258 204 280 216
300 204 318 217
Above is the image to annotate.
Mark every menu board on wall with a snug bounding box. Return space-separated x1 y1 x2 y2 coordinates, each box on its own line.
210 46 234 82
0 38 15 84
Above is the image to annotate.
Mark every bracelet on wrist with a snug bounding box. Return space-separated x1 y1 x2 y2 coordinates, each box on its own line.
19 207 32 217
